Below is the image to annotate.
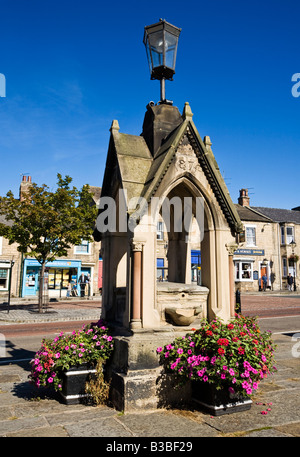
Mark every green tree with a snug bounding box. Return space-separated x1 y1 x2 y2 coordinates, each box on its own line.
0 174 98 312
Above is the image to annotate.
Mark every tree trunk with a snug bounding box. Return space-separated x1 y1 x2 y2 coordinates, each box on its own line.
38 262 46 313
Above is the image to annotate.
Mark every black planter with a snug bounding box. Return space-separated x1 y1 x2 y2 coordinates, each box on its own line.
192 381 252 416
59 364 97 405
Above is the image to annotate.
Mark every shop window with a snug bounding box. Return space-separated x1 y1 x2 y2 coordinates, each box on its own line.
74 240 90 254
246 226 256 247
235 261 253 281
0 268 8 290
48 269 72 290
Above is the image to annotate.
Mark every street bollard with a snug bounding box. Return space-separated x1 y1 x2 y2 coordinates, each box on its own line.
235 289 241 314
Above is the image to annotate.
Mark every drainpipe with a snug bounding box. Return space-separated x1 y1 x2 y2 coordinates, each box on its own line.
277 224 282 290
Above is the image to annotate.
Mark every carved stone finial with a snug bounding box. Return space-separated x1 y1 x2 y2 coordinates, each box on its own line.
110 119 120 133
182 102 193 120
204 135 212 152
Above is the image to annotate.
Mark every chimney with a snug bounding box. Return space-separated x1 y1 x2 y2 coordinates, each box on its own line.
141 102 183 156
238 188 250 207
19 175 32 201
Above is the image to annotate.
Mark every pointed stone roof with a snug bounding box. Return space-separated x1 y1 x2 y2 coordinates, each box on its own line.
141 102 242 233
98 102 242 234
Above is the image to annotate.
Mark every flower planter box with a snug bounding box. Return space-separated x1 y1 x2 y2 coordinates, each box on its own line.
59 364 97 405
191 381 252 416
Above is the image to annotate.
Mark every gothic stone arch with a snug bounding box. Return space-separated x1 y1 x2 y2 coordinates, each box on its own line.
94 102 242 330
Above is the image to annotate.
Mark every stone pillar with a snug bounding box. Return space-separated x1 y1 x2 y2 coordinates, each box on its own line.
131 241 144 329
226 243 238 318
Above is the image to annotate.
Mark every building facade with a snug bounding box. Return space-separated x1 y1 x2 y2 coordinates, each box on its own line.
0 177 102 300
234 189 299 292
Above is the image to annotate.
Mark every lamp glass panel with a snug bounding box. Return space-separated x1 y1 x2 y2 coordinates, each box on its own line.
164 31 178 69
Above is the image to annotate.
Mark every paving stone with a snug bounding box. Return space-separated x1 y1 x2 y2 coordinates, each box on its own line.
275 422 300 437
45 405 116 426
65 416 134 437
117 411 219 437
6 425 69 437
0 406 14 421
0 374 21 383
0 416 48 436
244 428 293 437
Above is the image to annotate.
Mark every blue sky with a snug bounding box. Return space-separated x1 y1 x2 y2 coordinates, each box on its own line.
0 0 300 209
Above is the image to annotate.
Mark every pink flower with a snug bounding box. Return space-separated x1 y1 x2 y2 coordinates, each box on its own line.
221 374 226 380
203 375 208 382
177 348 183 355
48 377 53 383
55 352 60 358
229 368 235 376
165 351 170 358
157 347 163 353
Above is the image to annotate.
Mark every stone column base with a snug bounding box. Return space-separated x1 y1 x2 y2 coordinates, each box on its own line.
105 328 192 412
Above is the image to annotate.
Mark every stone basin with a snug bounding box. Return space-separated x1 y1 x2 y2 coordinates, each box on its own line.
157 282 209 326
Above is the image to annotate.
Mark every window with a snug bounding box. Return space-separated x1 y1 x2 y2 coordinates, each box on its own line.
286 226 295 244
157 258 165 281
157 221 164 240
0 268 9 290
246 226 256 247
235 260 253 281
74 240 90 254
281 226 285 245
282 257 287 277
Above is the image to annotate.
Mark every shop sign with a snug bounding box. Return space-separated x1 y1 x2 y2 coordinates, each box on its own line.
24 258 81 268
234 249 265 256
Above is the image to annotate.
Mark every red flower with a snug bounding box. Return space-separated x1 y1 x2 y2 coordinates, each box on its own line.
232 336 239 342
238 347 245 355
217 338 229 346
252 339 259 345
218 348 225 355
206 330 213 336
227 323 234 330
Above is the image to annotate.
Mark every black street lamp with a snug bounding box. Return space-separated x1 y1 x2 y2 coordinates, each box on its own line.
7 260 15 314
143 18 181 104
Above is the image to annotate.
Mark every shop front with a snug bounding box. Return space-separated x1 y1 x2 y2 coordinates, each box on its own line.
234 248 268 292
22 258 83 298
